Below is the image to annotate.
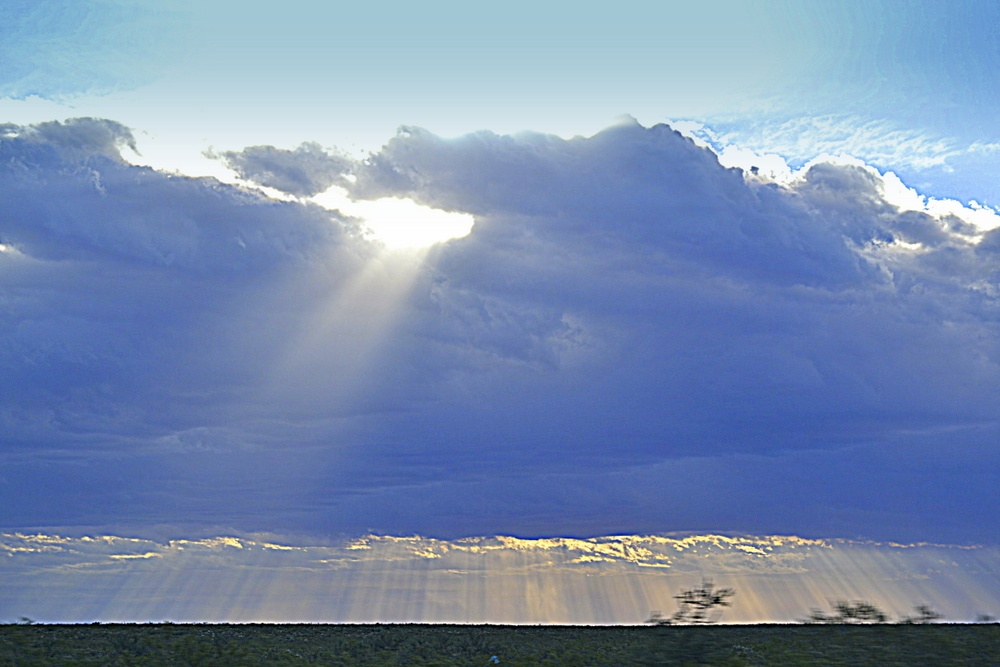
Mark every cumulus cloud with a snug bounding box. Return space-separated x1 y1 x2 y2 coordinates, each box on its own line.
1 118 998 545
0 117 138 162
348 122 999 426
330 122 1000 537
213 142 353 197
351 121 873 287
0 119 353 267
0 118 368 465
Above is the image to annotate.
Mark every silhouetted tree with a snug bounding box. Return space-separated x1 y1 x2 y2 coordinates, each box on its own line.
805 600 889 624
898 604 942 624
648 579 735 625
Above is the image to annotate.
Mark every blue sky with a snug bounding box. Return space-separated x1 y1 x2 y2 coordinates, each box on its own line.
1 0 999 623
6 0 1000 202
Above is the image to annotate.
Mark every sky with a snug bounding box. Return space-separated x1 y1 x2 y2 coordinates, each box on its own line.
1 0 1000 622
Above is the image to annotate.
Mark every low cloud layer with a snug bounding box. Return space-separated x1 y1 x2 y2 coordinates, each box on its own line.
1 118 998 545
3 532 997 623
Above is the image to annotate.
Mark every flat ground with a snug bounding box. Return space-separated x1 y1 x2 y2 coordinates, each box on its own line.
0 622 997 666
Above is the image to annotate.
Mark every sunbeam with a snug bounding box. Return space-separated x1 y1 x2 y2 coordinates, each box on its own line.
4 533 998 624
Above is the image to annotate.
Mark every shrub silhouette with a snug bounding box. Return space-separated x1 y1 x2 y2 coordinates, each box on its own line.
898 604 942 624
647 579 735 625
805 600 889 624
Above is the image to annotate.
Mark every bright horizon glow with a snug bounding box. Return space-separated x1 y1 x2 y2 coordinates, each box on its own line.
3 531 997 624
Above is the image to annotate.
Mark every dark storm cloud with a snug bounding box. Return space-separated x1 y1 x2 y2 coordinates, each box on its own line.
344 123 998 455
328 122 999 539
0 118 366 459
0 119 349 267
1 118 998 543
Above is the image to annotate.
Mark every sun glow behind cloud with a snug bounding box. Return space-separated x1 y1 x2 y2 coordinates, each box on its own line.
246 197 472 423
314 190 475 250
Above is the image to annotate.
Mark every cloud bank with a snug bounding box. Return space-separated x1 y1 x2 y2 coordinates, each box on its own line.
1 118 998 546
3 532 997 623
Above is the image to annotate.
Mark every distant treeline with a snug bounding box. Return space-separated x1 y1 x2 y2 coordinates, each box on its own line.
647 579 996 626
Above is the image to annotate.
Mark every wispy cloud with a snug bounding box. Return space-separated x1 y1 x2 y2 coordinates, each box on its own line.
684 114 998 173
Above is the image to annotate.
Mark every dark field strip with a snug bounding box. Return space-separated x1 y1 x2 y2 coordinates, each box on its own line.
1 622 997 666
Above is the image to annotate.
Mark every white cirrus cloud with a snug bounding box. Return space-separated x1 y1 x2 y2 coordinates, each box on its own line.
685 114 995 173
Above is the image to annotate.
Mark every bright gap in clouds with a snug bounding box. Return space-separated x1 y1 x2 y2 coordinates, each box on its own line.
315 190 474 250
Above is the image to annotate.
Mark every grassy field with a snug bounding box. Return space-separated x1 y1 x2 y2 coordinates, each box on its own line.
0 622 997 666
